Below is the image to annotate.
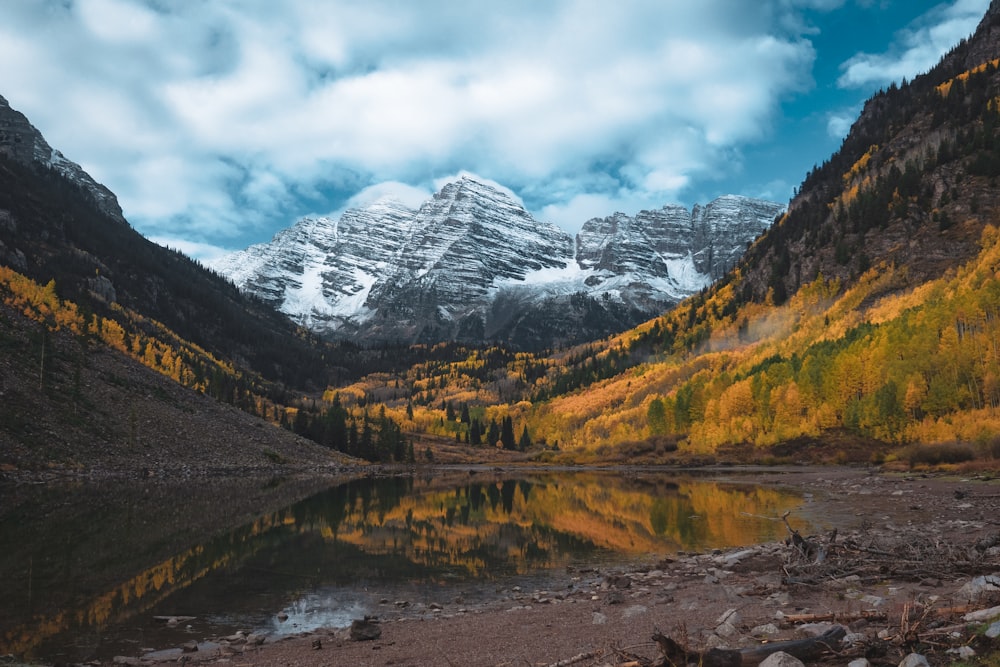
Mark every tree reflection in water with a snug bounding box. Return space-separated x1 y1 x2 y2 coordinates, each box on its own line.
1 471 810 663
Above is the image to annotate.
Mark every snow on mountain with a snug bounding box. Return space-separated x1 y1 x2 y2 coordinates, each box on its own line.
211 175 784 349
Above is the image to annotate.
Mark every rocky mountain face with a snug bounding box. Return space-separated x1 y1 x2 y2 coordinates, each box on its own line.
0 95 345 392
0 94 125 224
214 176 783 350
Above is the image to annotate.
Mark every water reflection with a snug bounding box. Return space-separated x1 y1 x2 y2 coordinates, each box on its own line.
0 470 811 663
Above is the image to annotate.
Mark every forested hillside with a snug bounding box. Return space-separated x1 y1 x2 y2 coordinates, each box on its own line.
325 4 1000 466
0 146 416 470
7 6 1000 471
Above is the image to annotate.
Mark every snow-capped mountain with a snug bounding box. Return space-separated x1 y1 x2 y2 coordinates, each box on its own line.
213 176 784 350
0 94 125 224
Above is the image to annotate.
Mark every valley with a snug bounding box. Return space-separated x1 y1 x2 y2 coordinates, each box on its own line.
4 2 1000 666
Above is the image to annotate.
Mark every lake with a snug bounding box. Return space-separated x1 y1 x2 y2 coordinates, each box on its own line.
0 468 816 664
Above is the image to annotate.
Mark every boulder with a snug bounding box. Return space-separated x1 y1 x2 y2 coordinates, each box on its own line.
758 651 805 667
350 617 382 641
898 654 930 667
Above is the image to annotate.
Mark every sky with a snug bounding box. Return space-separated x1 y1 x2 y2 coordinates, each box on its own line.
0 0 991 261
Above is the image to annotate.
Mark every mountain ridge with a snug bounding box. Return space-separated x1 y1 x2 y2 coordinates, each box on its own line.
213 176 783 350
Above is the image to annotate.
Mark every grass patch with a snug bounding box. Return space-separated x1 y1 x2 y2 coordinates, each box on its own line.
263 449 288 465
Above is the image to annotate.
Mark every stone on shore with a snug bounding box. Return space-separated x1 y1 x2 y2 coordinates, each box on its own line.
758 650 804 667
350 617 382 641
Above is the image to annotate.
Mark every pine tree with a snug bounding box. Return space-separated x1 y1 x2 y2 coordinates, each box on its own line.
518 425 532 451
500 416 516 450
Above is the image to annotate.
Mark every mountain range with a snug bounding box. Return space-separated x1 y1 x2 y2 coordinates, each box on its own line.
4 1 1000 474
212 177 783 350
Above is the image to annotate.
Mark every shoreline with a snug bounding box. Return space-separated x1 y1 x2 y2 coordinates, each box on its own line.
110 466 1000 667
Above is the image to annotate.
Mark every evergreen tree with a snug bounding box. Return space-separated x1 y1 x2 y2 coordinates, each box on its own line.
460 403 470 423
487 419 500 447
469 418 482 446
518 425 532 451
360 419 374 461
500 416 516 450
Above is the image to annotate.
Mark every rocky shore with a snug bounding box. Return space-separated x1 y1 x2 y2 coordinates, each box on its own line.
95 468 1000 667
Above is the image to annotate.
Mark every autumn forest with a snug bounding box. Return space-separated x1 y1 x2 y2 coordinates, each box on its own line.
6 10 1000 473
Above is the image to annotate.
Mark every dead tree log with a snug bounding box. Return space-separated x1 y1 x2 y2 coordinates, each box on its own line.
653 625 846 667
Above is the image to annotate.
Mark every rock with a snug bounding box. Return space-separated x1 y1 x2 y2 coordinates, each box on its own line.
716 608 741 626
848 659 871 667
957 575 1000 600
154 615 196 624
182 641 199 653
623 605 647 619
758 650 804 667
898 654 930 667
796 622 837 638
843 632 867 646
860 594 886 608
987 621 1000 638
276 612 289 622
112 657 141 666
946 646 976 658
715 621 739 638
311 638 322 650
592 612 608 625
246 633 266 646
350 617 382 641
751 623 780 637
717 548 756 568
963 604 1000 622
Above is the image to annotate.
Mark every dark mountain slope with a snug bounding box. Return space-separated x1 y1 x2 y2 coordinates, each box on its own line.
0 156 335 389
0 296 350 475
737 1 1000 307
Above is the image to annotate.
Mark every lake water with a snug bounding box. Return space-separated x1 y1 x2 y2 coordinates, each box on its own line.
0 469 816 664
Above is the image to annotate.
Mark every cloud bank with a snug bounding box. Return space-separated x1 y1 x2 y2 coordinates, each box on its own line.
0 0 988 258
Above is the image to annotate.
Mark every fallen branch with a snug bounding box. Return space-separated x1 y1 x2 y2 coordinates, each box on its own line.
546 650 599 667
653 625 846 667
781 603 978 626
782 610 886 624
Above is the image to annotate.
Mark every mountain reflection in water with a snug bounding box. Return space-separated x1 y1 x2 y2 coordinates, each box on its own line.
0 470 811 663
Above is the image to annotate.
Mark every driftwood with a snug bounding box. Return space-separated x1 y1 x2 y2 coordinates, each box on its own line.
652 626 846 667
545 651 598 667
781 610 887 624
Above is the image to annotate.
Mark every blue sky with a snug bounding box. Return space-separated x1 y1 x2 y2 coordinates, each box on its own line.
0 0 990 261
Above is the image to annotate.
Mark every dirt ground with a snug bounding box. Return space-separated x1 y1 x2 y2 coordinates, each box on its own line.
127 467 1000 667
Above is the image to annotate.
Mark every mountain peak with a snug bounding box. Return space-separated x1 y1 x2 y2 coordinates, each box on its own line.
214 178 781 349
433 173 525 208
0 95 126 224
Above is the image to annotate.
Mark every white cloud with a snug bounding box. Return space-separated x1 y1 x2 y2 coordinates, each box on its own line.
149 236 234 264
826 106 861 139
838 0 989 89
341 181 432 211
2 0 954 251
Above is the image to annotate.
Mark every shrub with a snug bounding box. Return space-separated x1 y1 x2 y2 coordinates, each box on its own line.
904 442 975 467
